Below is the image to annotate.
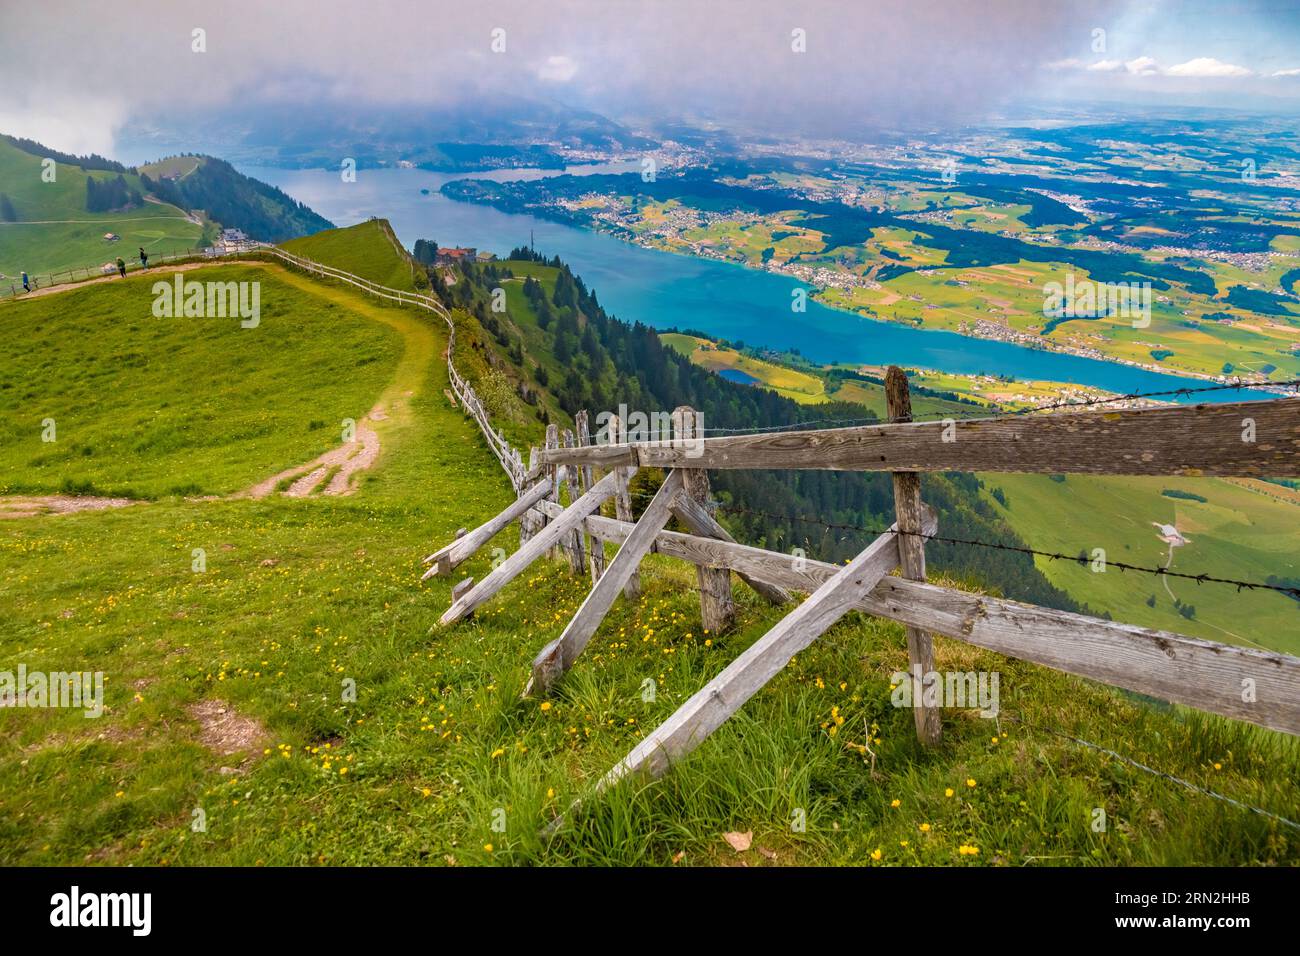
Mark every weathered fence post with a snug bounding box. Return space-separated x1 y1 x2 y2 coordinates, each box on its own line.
674 406 734 634
576 411 607 583
561 429 586 574
544 425 560 561
608 413 641 600
885 366 942 745
521 446 539 546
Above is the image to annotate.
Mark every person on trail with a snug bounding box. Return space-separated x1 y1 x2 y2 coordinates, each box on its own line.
21 271 29 293
139 247 148 269
116 257 126 278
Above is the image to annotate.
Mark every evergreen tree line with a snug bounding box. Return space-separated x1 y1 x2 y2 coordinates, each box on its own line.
438 250 1089 614
140 157 333 242
85 174 142 212
1 133 127 172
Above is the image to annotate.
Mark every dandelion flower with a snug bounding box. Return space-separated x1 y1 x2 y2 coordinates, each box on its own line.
870 848 882 861
945 788 954 798
890 799 901 808
919 823 931 833
966 778 976 788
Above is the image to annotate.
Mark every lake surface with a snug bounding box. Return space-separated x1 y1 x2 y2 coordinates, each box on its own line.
242 164 1243 403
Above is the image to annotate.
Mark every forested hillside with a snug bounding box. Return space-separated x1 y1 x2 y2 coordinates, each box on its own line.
140 155 333 242
429 246 1088 614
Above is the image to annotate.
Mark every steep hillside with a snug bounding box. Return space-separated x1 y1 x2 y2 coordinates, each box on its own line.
281 219 418 291
0 136 203 278
139 154 333 242
1 221 1295 868
0 135 334 281
427 246 1089 613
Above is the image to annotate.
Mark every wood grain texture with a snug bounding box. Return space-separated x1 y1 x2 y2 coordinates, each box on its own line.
674 406 735 634
539 398 1300 477
608 414 640 600
669 493 791 606
597 524 909 789
526 470 684 696
576 411 607 583
437 470 621 627
422 473 557 579
561 429 586 575
528 502 1300 735
886 366 941 745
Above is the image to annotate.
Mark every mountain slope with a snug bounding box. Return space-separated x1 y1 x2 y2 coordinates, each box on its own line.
139 154 333 242
1 219 1295 867
0 134 334 279
0 135 203 278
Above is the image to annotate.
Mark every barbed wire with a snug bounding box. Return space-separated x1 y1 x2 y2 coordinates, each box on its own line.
700 377 1300 434
622 490 1300 599
1004 716 1300 833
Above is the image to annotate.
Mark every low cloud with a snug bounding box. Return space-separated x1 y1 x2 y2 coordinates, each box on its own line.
537 55 579 83
1165 57 1252 78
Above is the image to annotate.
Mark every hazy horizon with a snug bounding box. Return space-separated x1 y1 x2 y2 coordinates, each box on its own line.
2 0 1298 160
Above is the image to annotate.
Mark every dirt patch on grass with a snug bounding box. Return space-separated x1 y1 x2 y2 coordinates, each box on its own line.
188 700 269 757
241 423 380 499
0 495 139 520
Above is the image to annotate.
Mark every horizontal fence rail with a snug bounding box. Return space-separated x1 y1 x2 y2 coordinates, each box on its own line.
529 498 1300 736
536 397 1300 477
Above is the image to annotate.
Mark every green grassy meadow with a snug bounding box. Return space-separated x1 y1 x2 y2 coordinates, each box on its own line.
0 264 404 498
982 472 1300 656
1 223 1297 867
0 139 204 280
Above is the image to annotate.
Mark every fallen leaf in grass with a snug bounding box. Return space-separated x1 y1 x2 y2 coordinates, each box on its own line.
672 851 685 863
758 846 777 860
723 830 753 852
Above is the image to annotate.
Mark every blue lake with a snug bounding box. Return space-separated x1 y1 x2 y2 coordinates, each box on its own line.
242 164 1241 404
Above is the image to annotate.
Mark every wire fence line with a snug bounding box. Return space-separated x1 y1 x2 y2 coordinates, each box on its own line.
616 486 1300 601
701 377 1300 434
1004 716 1300 834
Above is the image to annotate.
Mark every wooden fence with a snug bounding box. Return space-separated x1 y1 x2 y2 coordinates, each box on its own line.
13 230 1295 800
429 373 1300 797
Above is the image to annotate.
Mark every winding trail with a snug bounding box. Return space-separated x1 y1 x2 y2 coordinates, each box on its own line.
1 257 437 516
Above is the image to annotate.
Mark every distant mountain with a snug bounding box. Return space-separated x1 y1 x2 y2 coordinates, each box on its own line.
138 155 333 242
120 97 658 171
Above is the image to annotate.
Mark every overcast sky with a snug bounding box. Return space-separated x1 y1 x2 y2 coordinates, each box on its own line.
1 0 1296 157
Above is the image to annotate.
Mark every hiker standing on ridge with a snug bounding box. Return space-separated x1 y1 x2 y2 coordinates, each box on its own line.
116 257 126 278
21 271 30 293
139 247 148 269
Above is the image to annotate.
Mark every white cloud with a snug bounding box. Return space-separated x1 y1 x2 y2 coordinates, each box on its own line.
1166 57 1252 77
1086 59 1124 72
1045 57 1083 71
1271 68 1300 77
537 55 578 83
1124 56 1159 75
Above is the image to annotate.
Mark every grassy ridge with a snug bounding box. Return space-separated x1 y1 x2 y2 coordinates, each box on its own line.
1 222 1296 866
0 264 402 498
0 138 204 279
281 219 417 291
